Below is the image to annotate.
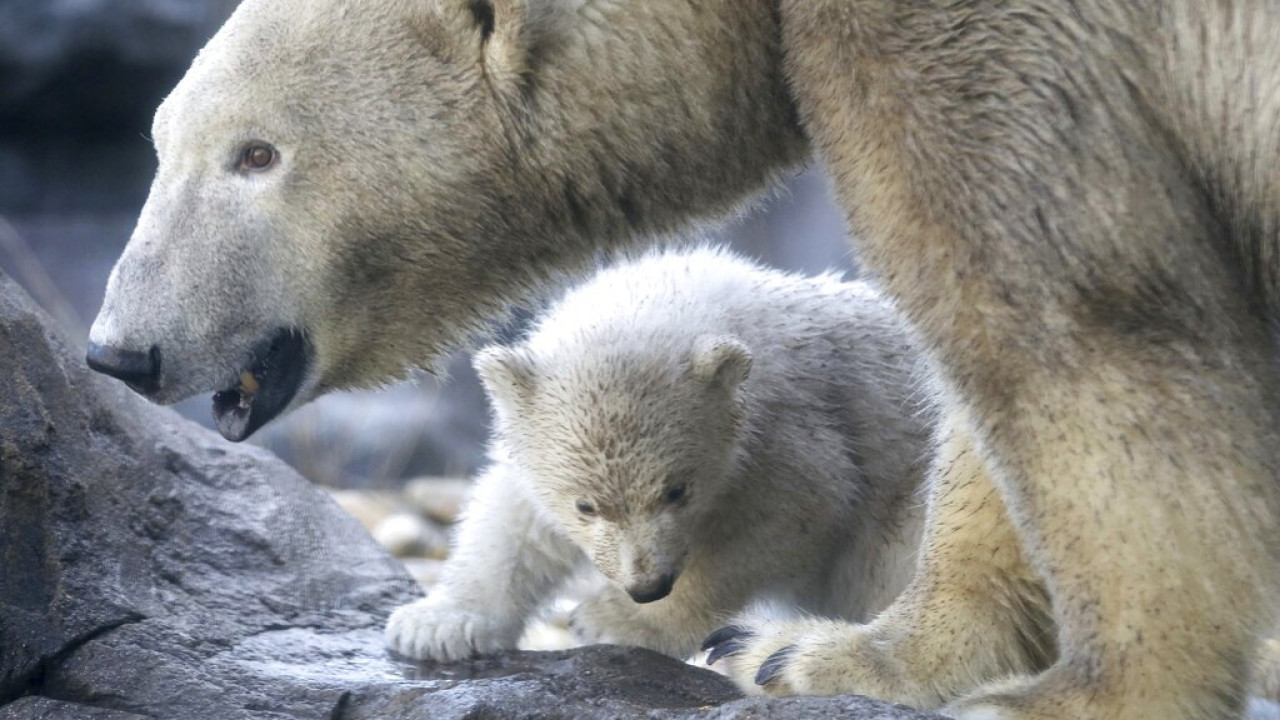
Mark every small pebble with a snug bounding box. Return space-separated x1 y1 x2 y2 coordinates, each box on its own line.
403 477 472 525
372 512 450 559
519 620 577 652
327 489 404 532
400 557 446 590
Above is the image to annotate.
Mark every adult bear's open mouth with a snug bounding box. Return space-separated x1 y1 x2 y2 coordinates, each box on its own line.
212 328 312 442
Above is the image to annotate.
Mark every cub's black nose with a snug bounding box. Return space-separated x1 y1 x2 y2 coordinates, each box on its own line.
86 343 161 394
626 574 675 604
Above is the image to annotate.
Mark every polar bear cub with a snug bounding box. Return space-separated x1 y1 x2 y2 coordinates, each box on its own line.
385 248 935 661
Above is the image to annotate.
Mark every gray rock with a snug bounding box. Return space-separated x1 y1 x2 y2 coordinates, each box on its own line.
0 273 945 719
0 697 149 720
0 270 416 716
709 696 946 720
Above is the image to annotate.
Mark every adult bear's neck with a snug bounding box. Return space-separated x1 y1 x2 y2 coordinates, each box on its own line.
501 0 810 259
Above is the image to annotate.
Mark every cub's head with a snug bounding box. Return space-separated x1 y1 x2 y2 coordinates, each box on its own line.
86 0 567 440
476 335 753 603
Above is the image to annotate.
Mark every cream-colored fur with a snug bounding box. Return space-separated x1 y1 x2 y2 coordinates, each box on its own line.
743 4 1280 719
385 248 932 661
91 1 1279 718
89 0 803 416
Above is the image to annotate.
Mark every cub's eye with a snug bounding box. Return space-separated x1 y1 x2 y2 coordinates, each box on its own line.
239 143 278 172
665 483 688 504
575 500 597 517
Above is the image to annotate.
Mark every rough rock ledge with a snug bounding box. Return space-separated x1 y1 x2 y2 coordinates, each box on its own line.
0 273 939 719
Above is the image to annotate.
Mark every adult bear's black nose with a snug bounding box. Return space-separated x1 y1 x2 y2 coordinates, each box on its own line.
86 343 161 394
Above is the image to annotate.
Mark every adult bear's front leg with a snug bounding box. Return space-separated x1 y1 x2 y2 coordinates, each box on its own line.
778 1 1280 716
706 408 1053 706
938 329 1280 720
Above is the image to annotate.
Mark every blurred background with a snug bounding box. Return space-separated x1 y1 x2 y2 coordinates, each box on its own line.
0 0 853 491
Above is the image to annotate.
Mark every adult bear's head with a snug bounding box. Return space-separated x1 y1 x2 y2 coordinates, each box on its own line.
88 0 805 441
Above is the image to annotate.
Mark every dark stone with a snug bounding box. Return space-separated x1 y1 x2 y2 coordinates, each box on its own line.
0 273 946 719
0 0 240 134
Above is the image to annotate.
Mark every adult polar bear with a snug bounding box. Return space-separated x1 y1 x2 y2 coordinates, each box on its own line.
86 1 1279 719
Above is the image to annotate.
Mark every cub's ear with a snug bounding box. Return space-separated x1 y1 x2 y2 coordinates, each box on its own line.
691 335 753 390
474 344 537 411
424 0 556 81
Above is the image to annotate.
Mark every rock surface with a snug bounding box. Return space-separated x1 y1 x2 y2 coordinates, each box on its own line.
0 273 945 719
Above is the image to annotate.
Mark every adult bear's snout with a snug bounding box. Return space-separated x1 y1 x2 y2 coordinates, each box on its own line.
86 342 162 395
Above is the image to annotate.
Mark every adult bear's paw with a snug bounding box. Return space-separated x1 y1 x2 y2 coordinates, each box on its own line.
702 612 945 706
384 597 522 662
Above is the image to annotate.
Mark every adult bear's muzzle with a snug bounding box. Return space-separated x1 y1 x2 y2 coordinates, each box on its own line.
208 327 313 442
86 343 162 396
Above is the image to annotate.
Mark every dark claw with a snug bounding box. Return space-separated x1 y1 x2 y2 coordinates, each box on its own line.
706 637 747 666
754 645 797 687
701 625 750 651
701 625 753 666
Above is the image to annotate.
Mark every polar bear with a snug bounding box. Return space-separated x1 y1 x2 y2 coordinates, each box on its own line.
385 248 932 661
88 1 1280 718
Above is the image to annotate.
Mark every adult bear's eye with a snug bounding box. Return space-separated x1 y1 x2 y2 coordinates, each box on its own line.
239 142 278 172
575 500 597 517
665 483 688 504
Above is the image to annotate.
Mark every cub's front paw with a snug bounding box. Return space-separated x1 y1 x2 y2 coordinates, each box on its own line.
568 591 682 655
567 593 631 646
384 598 521 662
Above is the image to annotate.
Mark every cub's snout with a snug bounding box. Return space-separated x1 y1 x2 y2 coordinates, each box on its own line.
626 573 676 604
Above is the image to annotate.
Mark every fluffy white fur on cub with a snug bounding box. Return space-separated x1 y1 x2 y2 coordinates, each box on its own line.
385 248 934 661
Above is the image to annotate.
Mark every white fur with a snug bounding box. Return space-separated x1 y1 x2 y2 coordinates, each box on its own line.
385 247 935 661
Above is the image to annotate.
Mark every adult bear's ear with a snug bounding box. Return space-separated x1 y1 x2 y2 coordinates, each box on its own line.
475 0 548 80
691 336 753 391
424 0 554 82
474 344 537 413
